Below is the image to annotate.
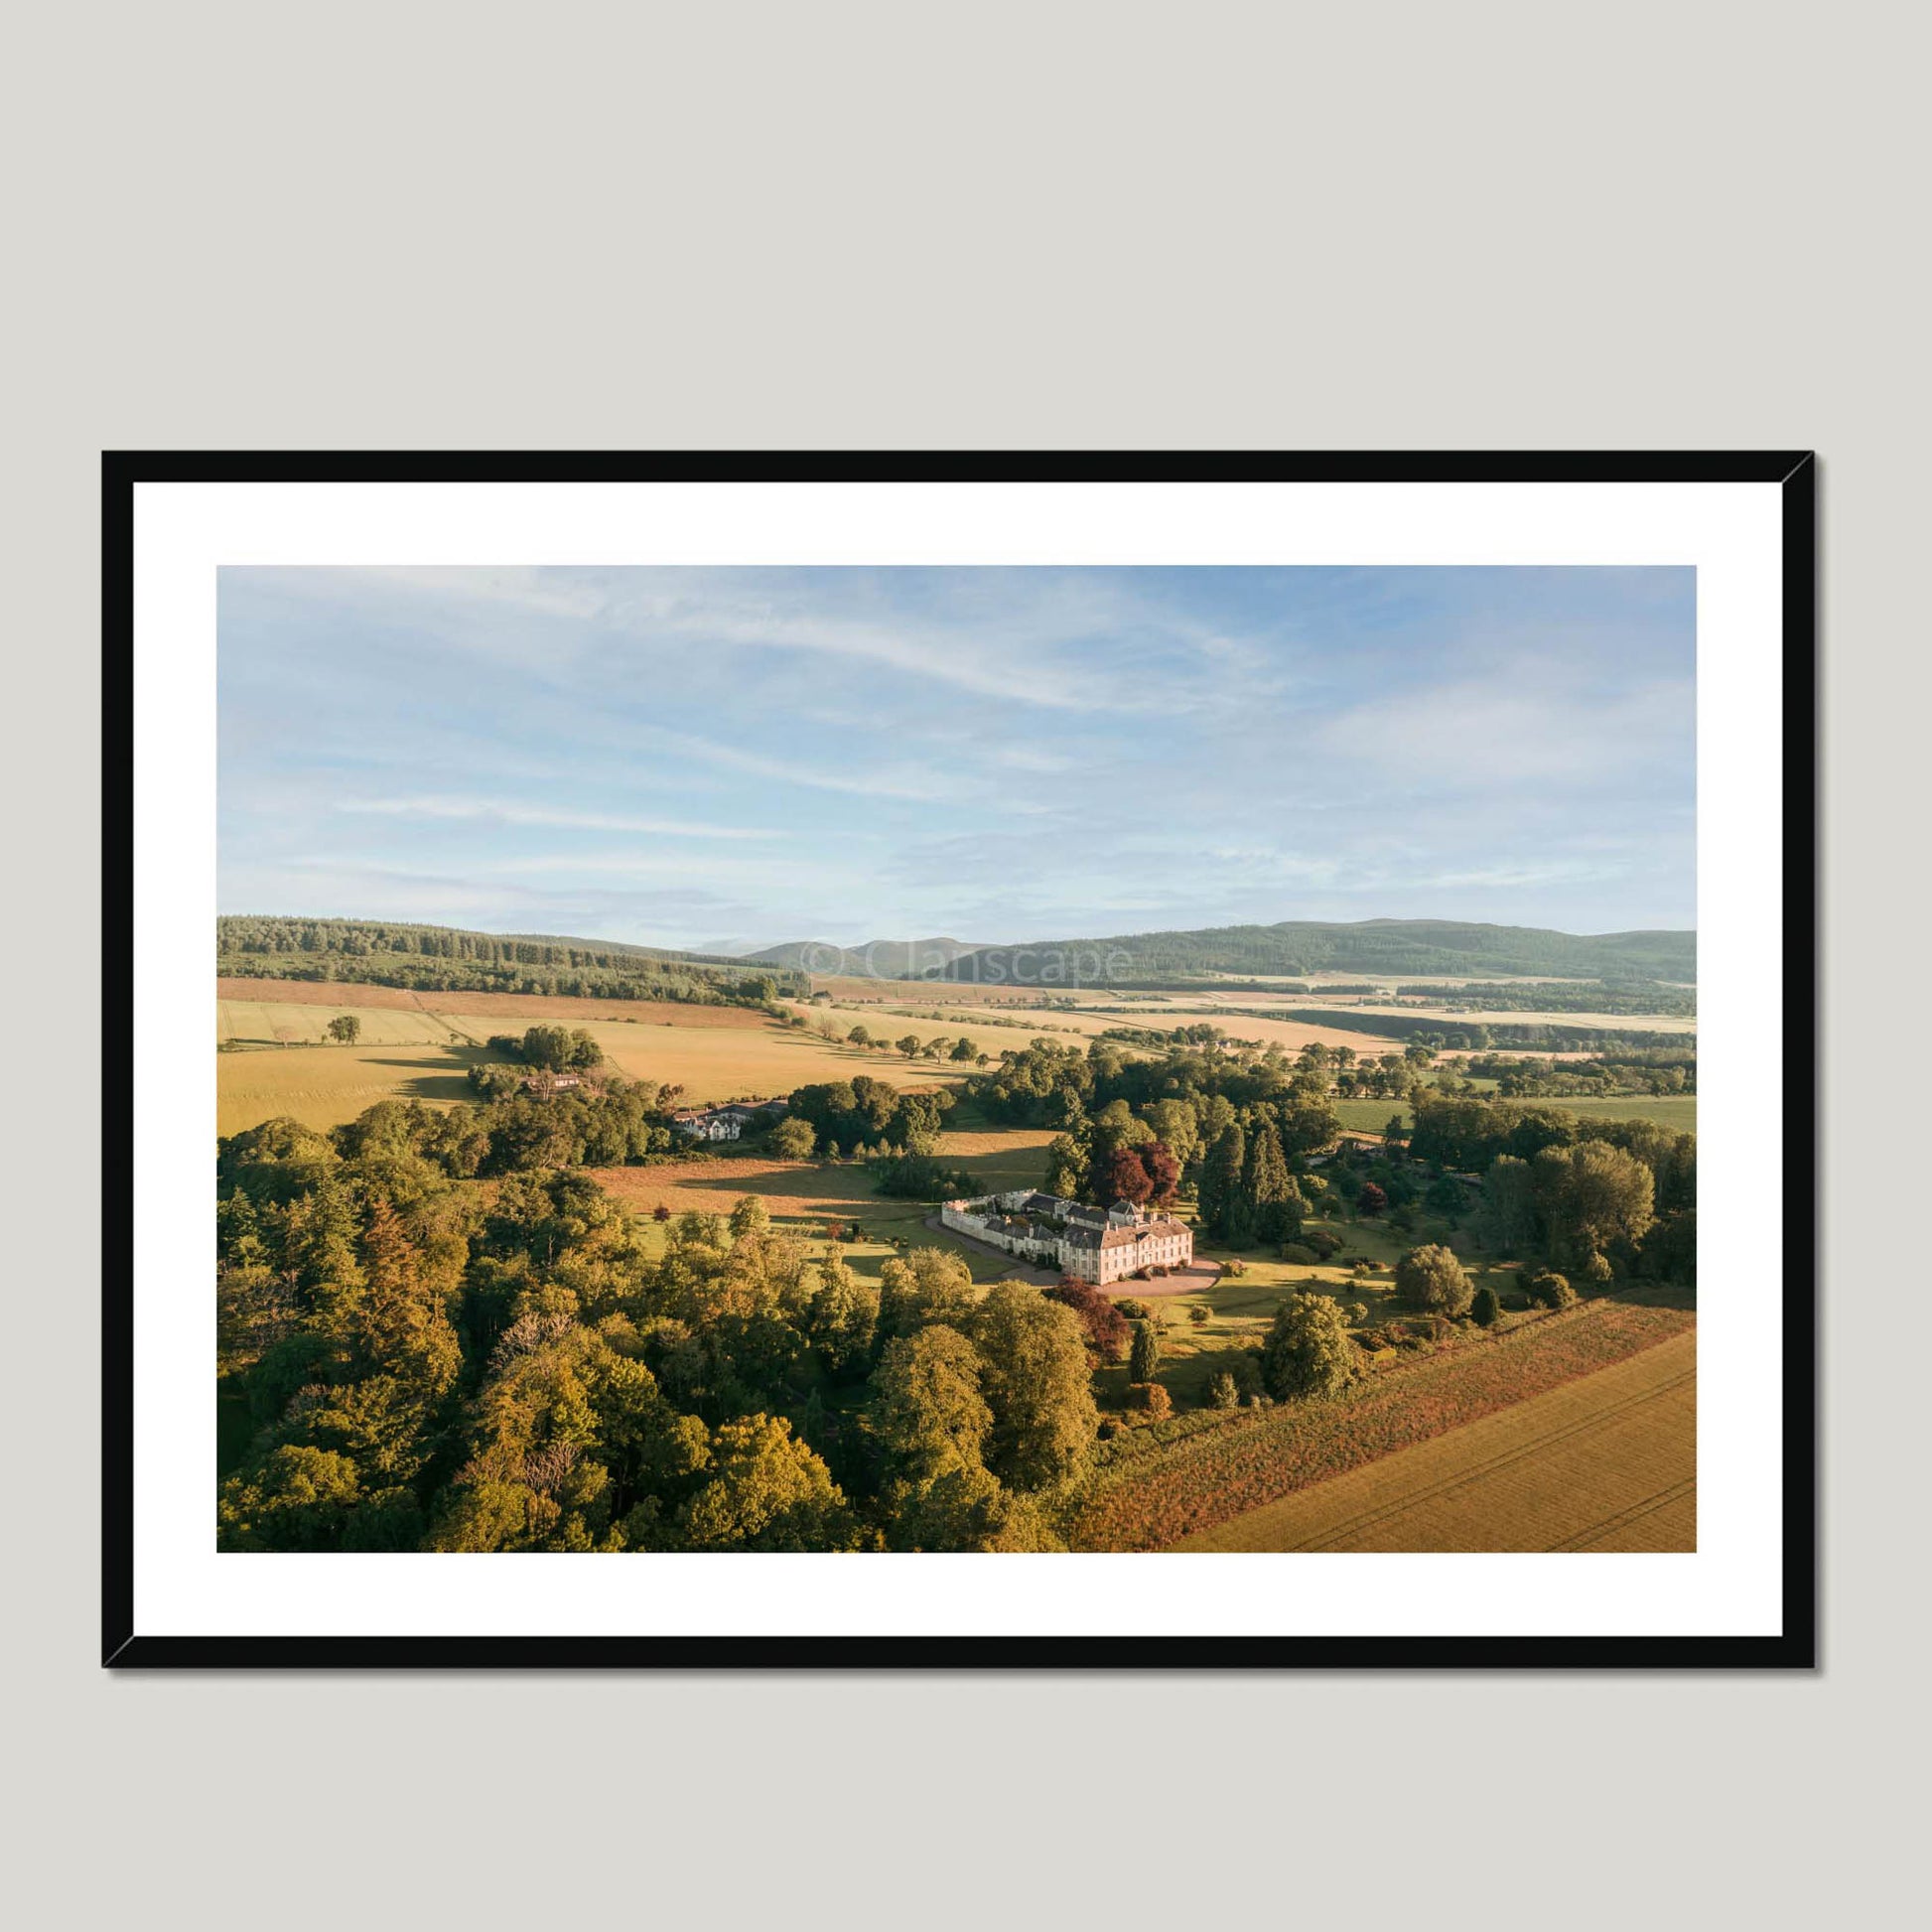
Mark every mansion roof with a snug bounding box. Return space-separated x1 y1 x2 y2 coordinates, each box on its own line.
1063 1216 1190 1251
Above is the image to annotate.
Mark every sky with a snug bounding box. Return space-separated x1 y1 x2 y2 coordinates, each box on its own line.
217 565 1696 954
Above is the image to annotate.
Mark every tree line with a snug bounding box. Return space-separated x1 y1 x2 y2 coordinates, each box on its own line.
1450 1047 1696 1098
217 915 802 1006
1274 1009 1693 1053
1392 979 1697 1018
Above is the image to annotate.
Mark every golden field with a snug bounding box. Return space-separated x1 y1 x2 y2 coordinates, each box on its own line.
1173 1327 1696 1553
217 991 972 1137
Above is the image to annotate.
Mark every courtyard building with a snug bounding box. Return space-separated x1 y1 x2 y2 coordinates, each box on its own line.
940 1189 1192 1285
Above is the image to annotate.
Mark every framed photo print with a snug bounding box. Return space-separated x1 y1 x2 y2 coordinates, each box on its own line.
105 452 1815 1667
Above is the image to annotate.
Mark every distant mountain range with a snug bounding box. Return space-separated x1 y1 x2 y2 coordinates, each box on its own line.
742 936 993 979
748 919 1696 986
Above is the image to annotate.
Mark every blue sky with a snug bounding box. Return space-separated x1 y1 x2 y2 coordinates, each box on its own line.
218 565 1695 953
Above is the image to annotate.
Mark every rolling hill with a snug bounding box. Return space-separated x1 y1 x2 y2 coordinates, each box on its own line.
744 936 995 978
933 919 1696 985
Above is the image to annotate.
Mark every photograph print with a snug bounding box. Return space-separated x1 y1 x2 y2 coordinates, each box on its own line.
110 458 1812 1664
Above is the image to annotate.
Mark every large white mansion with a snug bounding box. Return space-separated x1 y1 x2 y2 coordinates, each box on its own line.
940 1190 1193 1286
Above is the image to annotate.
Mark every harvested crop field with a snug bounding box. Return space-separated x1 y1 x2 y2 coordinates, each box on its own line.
1173 1328 1696 1552
217 998 466 1048
215 977 773 1028
1068 1299 1694 1551
217 1041 484 1136
216 995 971 1135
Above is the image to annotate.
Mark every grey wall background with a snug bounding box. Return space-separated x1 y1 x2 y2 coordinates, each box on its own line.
6 2 1913 1924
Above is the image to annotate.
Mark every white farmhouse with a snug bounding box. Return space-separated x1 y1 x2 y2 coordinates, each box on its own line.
669 1097 790 1142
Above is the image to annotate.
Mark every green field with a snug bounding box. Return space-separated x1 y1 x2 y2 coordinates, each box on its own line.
1330 1092 1696 1133
1544 1094 1698 1129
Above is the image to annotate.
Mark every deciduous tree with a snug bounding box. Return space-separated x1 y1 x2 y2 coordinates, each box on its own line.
968 1283 1098 1492
675 1415 856 1551
1395 1242 1473 1316
1261 1293 1358 1400
870 1325 992 1478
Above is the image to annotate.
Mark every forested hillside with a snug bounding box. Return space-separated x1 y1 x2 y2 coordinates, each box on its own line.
936 919 1696 986
217 916 805 1005
746 937 991 977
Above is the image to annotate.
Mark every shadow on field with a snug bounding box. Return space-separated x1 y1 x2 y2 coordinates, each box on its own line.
365 1044 489 1106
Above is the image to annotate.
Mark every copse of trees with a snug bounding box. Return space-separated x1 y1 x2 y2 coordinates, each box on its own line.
785 1076 955 1158
867 1152 978 1200
483 1024 605 1072
225 1080 682 1195
326 1014 361 1043
968 1038 1339 1170
1476 1136 1665 1276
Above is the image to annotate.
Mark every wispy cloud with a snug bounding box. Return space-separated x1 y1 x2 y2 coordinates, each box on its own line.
335 795 777 839
639 728 955 801
220 565 1697 946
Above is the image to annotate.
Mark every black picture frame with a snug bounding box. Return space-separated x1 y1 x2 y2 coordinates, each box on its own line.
103 450 1817 1670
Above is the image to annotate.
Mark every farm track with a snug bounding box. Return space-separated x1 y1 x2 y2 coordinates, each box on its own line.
1549 1478 1697 1552
408 993 481 1046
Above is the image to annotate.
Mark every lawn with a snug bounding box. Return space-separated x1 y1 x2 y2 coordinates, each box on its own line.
1102 1206 1533 1413
590 1125 1058 1291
